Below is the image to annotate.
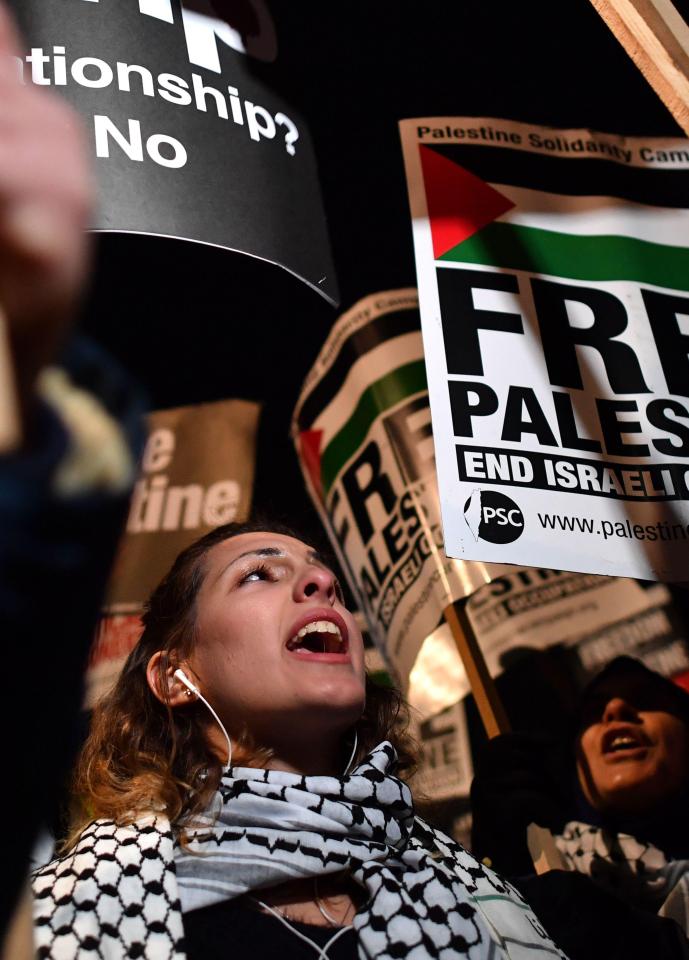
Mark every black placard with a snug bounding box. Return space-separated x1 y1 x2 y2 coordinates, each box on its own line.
12 0 338 303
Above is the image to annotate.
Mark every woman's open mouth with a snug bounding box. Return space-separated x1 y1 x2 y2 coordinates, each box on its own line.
601 726 651 761
285 612 350 663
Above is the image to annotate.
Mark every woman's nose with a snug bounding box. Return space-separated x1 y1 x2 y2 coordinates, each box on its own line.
603 697 640 724
294 564 337 604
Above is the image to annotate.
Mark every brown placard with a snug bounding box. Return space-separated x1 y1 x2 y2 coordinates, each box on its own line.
105 398 259 608
86 397 260 706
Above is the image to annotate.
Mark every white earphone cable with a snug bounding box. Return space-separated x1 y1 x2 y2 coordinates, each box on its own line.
174 669 232 772
342 730 358 777
253 898 350 960
195 688 233 773
313 877 342 927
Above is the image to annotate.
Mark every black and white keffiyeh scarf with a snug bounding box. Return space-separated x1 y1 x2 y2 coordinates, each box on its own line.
556 820 689 936
32 743 567 959
175 742 567 959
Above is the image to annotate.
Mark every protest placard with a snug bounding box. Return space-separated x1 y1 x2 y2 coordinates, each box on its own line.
295 291 689 796
400 117 689 581
12 0 337 302
87 397 259 705
292 290 513 686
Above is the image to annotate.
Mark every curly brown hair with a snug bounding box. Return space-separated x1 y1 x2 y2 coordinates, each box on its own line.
68 520 417 847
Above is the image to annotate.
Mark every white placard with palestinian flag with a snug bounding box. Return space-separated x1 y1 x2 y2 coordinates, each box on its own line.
292 290 512 686
291 290 687 696
400 117 689 582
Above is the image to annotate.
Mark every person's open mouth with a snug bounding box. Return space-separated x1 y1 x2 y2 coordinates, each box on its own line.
601 725 651 761
285 610 350 663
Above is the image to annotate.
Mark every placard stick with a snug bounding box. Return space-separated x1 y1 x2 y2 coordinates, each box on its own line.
403 488 560 869
443 599 510 739
527 824 569 875
589 0 689 136
0 308 21 454
443 599 567 873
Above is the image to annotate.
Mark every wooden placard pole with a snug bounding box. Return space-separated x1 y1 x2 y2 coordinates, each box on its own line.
443 600 510 739
0 310 21 454
443 598 567 873
589 0 689 136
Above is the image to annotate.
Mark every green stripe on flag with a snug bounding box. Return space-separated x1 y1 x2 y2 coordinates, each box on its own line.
321 360 427 495
440 221 689 292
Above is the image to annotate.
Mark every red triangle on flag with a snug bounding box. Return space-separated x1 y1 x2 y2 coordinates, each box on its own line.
299 429 324 502
419 145 515 259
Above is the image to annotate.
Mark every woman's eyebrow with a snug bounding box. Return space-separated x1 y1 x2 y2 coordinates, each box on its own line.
236 546 285 562
215 547 285 583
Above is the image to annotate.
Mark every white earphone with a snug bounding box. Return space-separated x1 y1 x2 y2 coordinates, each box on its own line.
173 668 232 772
173 668 200 697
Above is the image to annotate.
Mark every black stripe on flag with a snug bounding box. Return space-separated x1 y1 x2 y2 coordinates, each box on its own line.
427 144 689 209
295 307 420 430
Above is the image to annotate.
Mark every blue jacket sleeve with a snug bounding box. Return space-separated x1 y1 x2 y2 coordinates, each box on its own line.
0 338 144 936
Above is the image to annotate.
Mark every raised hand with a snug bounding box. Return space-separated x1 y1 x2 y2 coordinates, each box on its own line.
0 2 92 429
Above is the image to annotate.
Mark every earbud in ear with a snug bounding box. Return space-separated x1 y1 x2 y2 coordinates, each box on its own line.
174 668 200 697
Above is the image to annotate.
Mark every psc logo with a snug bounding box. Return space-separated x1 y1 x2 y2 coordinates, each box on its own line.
463 490 524 544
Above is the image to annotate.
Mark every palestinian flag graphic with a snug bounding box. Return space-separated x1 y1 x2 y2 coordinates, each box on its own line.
419 136 689 287
401 117 689 583
293 294 426 505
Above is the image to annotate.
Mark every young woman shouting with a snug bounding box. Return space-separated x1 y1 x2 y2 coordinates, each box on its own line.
33 521 567 960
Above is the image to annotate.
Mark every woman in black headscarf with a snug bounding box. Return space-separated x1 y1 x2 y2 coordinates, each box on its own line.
471 656 689 958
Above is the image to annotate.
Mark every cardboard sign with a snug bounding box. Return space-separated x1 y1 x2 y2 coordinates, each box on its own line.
87 397 259 704
295 292 689 799
409 568 686 720
400 117 689 581
12 0 337 303
292 289 512 685
413 701 473 801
